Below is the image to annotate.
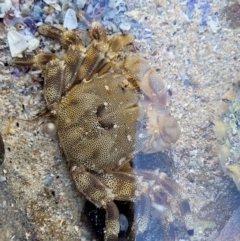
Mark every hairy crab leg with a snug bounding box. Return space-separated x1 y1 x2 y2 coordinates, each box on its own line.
76 40 109 81
11 52 56 67
70 164 120 241
43 59 65 108
72 164 194 240
136 170 194 236
79 22 134 80
38 24 85 47
62 44 86 92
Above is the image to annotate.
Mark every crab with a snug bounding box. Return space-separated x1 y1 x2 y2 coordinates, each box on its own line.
12 22 194 241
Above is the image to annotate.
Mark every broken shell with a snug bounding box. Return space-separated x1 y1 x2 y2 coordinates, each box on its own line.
32 4 43 21
7 29 28 57
0 0 12 18
50 3 61 11
43 0 61 11
44 14 54 24
63 8 78 30
14 22 25 30
44 0 57 4
43 6 50 15
27 38 40 51
24 17 37 34
11 0 19 9
119 21 131 32
62 2 72 11
109 0 121 9
47 6 55 14
76 0 87 9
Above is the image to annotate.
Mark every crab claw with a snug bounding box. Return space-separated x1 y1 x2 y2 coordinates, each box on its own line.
136 101 180 153
121 55 168 106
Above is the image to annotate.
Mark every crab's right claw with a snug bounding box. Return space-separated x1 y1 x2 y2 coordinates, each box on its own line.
136 101 180 154
121 55 168 106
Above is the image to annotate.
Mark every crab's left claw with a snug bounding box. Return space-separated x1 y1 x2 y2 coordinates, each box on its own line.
136 101 180 154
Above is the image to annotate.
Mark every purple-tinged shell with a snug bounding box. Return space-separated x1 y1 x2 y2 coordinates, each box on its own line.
186 0 196 20
23 16 36 34
199 2 210 26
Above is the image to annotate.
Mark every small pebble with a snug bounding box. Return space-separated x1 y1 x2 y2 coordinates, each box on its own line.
119 21 131 31
43 176 54 185
0 175 6 183
32 4 43 22
119 214 128 232
41 122 57 138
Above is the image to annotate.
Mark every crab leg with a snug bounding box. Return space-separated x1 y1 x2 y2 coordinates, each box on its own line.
136 101 181 153
43 59 65 108
38 24 85 47
76 41 109 81
135 170 194 236
79 21 134 79
70 165 136 241
11 52 56 67
105 202 120 241
62 44 86 92
71 163 194 240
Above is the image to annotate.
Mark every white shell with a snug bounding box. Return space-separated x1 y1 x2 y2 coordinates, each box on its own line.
108 0 122 9
20 28 35 41
50 3 61 11
43 0 61 11
0 0 12 17
27 38 40 51
44 14 54 24
7 30 28 57
119 22 131 31
63 8 78 30
44 0 57 4
75 0 87 9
